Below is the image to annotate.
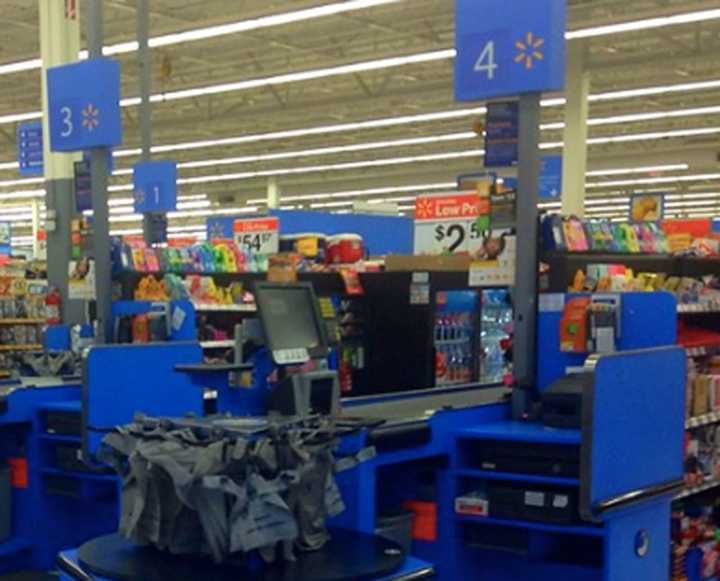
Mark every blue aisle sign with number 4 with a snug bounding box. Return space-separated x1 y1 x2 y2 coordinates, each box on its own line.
455 0 566 101
47 58 123 152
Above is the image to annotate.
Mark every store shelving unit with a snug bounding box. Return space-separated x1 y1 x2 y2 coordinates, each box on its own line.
0 344 42 352
193 303 256 313
674 479 720 501
686 411 720 429
678 304 720 314
542 252 720 294
200 340 235 349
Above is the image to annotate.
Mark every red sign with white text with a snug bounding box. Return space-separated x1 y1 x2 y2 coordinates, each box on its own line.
662 219 711 238
415 193 488 222
234 217 279 255
233 217 279 234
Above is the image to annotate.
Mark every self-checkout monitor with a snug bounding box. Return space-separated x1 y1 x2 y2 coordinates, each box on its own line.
254 282 329 366
254 282 337 417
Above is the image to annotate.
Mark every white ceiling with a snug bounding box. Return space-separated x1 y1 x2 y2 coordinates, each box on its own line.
1 0 720 241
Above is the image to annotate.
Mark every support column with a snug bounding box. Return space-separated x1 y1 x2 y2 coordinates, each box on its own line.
30 200 41 259
87 1 112 344
136 0 166 244
513 93 541 410
137 0 151 161
39 0 80 321
266 177 281 209
561 40 590 217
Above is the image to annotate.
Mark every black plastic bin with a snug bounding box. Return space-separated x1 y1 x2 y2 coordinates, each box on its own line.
0 465 11 542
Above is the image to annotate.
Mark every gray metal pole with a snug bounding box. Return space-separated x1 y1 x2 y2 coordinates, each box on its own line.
87 0 112 343
39 0 83 325
136 0 167 244
137 0 151 160
513 93 541 399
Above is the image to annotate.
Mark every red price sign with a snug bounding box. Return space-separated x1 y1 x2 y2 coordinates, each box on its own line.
233 217 279 256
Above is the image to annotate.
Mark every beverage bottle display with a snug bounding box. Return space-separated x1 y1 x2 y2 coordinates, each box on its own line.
435 309 475 386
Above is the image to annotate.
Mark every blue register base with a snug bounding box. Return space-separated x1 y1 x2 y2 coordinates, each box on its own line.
0 382 118 574
0 293 686 580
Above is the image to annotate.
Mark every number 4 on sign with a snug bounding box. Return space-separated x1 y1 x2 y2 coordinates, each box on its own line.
475 41 498 80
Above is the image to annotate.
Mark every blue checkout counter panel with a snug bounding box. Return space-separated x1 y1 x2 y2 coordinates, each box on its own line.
0 381 119 575
0 379 81 425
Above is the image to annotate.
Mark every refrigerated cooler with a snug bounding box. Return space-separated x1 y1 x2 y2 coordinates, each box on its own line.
318 272 513 398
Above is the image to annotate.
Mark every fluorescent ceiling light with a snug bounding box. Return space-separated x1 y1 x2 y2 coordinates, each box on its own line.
178 133 476 169
587 173 720 189
585 164 688 177
589 127 720 145
110 108 487 158
666 192 720 201
541 106 720 130
6 53 720 133
1 4 718 79
310 201 355 209
584 205 631 213
177 150 483 186
0 100 706 175
368 196 418 204
0 112 43 125
0 190 45 201
115 99 720 162
0 0 402 74
541 127 720 150
248 182 456 204
151 50 455 103
585 197 631 205
0 177 44 188
590 79 720 103
0 162 19 171
566 8 720 39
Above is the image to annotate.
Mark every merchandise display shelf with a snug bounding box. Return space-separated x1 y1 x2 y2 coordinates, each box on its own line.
40 467 117 483
38 433 82 444
455 468 579 487
0 319 45 325
193 303 256 312
684 345 720 358
0 344 42 352
686 411 720 429
678 304 720 314
674 479 720 501
200 340 234 349
455 514 604 537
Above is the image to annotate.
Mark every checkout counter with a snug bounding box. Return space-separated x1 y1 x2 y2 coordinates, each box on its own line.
0 285 685 580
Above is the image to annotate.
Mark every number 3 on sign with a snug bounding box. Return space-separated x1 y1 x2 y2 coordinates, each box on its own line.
474 41 498 80
60 106 73 137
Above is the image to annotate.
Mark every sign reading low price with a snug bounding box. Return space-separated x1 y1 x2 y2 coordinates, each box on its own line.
233 217 279 256
414 193 488 255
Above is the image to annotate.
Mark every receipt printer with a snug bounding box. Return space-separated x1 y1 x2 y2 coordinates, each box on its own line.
541 373 593 429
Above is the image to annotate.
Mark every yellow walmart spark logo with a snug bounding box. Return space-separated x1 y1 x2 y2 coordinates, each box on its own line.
515 32 544 70
82 104 100 132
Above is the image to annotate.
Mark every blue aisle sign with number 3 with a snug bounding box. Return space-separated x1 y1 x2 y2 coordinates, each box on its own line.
47 58 123 152
455 0 566 101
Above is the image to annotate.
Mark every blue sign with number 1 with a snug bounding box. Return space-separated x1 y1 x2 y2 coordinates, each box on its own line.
133 161 178 213
455 0 566 101
47 58 123 152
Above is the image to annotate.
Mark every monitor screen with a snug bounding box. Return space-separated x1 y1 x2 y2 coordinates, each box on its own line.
255 283 327 358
